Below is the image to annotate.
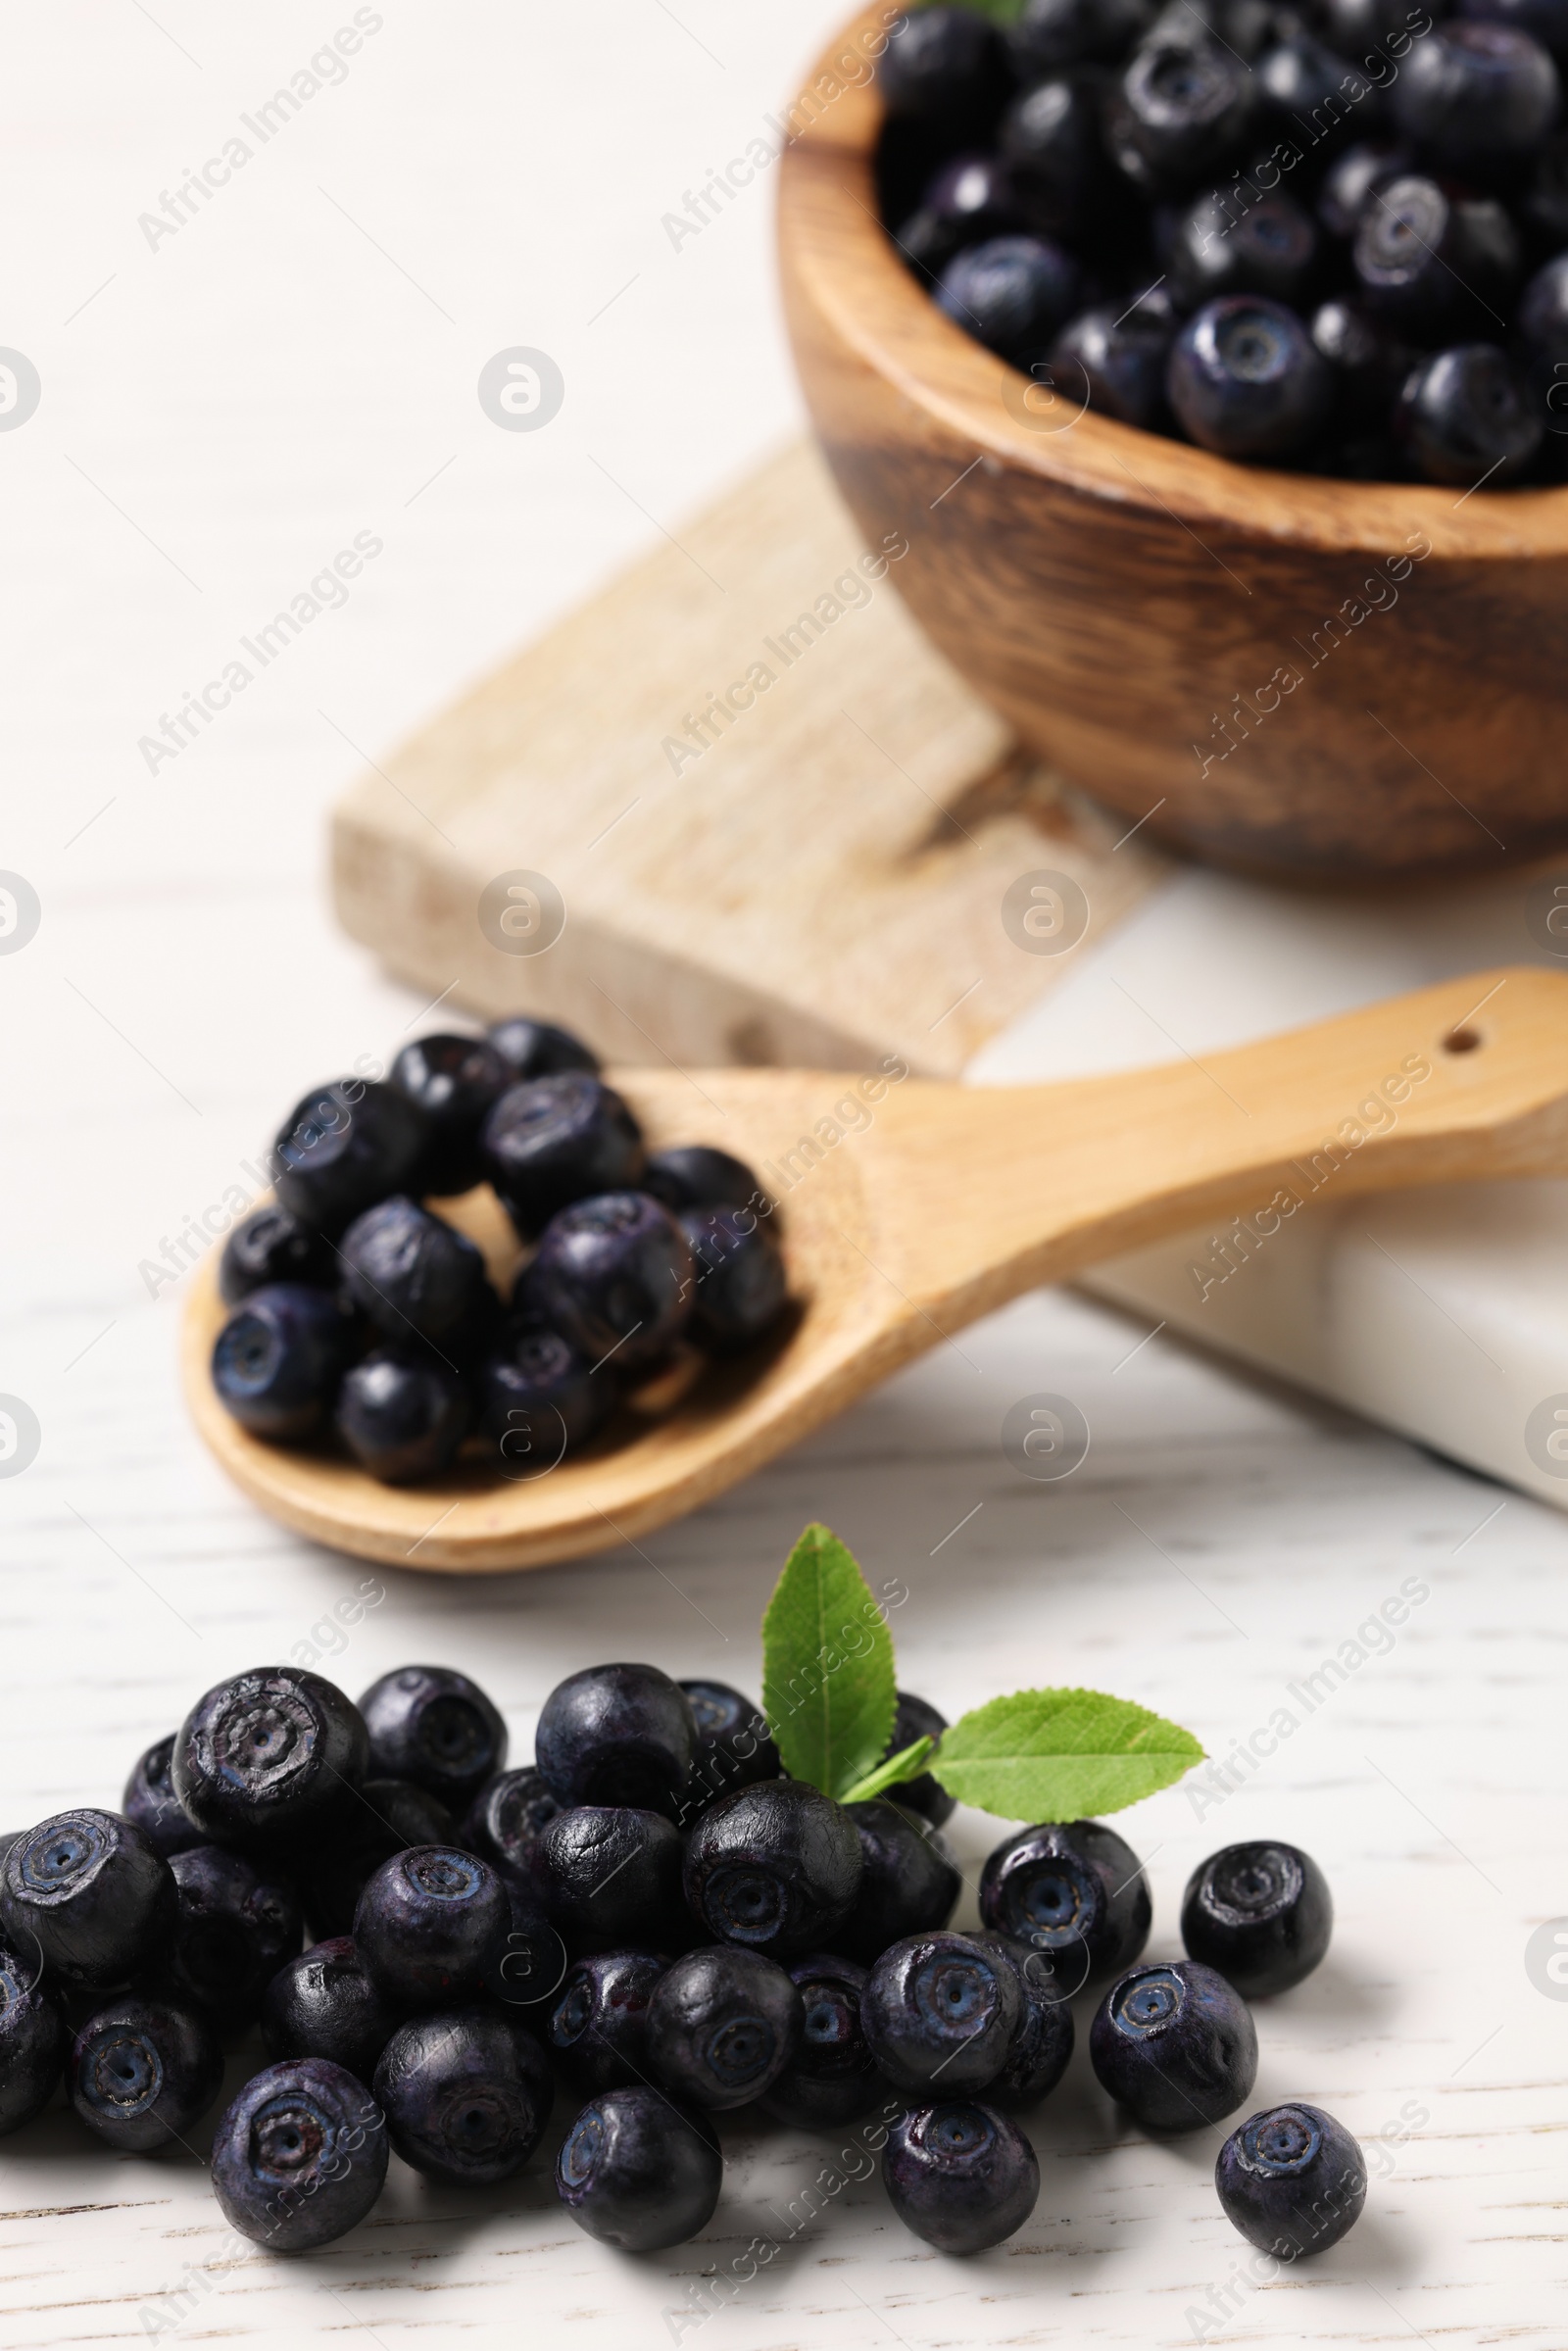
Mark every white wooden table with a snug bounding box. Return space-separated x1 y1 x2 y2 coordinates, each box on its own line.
2 5 1565 2343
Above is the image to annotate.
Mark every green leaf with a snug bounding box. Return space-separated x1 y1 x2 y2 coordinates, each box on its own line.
913 0 1029 19
838 1736 936 1807
930 1688 1204 1821
761 1524 898 1800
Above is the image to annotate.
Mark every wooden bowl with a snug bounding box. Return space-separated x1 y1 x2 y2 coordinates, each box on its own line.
777 11 1568 880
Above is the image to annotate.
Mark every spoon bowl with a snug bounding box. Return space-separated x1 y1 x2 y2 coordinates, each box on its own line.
182 969 1568 1572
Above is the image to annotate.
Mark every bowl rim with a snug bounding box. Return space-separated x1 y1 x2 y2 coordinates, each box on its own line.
778 2 1568 561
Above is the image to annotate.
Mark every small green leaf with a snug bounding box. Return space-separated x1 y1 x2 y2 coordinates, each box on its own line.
913 0 1028 19
931 1688 1204 1821
838 1736 936 1807
761 1524 898 1800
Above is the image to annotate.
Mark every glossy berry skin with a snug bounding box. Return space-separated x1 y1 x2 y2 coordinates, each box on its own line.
272 1079 428 1236
390 1032 512 1198
374 2008 554 2185
1008 0 1153 77
69 1996 222 2152
967 1932 1076 2109
679 1208 789 1352
172 1668 369 1853
1167 297 1333 458
937 235 1083 364
761 1953 889 2129
1354 177 1521 333
212 1283 352 1443
0 1945 64 2134
122 1735 205 1858
1317 141 1412 240
1 1812 174 1987
684 1782 862 1962
883 1690 956 1829
979 1819 1152 1989
646 1946 802 2111
1217 2102 1367 2257
548 1949 668 2095
1392 20 1560 170
678 1680 780 1822
862 1932 1023 2097
536 1662 697 1819
486 1015 600 1082
530 1807 688 1953
1181 1841 1333 1996
883 2101 1041 2253
337 1198 487 1344
999 77 1110 240
908 154 1026 271
219 1204 335 1305
1310 299 1407 427
1090 1959 1258 2131
336 1350 470 1485
261 1937 403 2083
354 1846 510 2010
212 2057 388 2253
1107 36 1258 194
301 1779 457 1940
556 2086 722 2252
463 1765 561 1878
1165 189 1319 308
477 1324 612 1473
156 1845 303 2031
1520 248 1568 357
1397 343 1544 482
839 1801 960 1966
530 1191 694 1374
1052 300 1174 428
643 1146 761 1215
482 1073 646 1242
879 7 1009 133
359 1665 507 1810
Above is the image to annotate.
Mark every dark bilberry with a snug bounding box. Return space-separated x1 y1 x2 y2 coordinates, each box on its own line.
69 1996 222 2152
337 1198 488 1345
272 1079 428 1236
643 1145 762 1215
359 1665 507 1809
879 8 1010 136
154 1845 303 2031
646 1945 801 2111
1007 0 1154 76
354 1846 510 2010
1317 141 1413 240
1321 0 1421 44
336 1349 471 1484
760 1953 890 2129
862 1932 1023 2096
1051 299 1175 427
484 1876 571 2013
374 2008 554 2185
1397 341 1544 480
1464 0 1568 61
1 1811 174 1986
937 234 1084 363
979 1818 1151 1988
1256 31 1367 149
536 1662 698 1819
920 152 1027 254
0 1945 64 2134
839 1800 960 1965
212 2057 388 2252
1392 20 1560 171
883 2101 1041 2253
1000 76 1112 240
1520 247 1568 354
1521 124 1568 242
122 1735 205 1858
684 1782 862 1961
529 1192 694 1374
1354 176 1521 332
556 2086 722 2251
301 1780 457 1940
390 1032 512 1197
677 1680 780 1821
1181 1840 1333 1996
486 1015 600 1081
529 1806 688 1954
1106 36 1258 194
1311 298 1410 425
476 1323 612 1473
261 1937 404 2083
1090 1959 1258 2131
219 1203 335 1305
967 1931 1076 2109
211 1283 352 1444
679 1207 790 1352
481 1073 645 1242
1167 296 1333 456
463 1765 562 1878
549 1949 668 2095
1165 189 1319 308
172 1667 368 1852
1216 2102 1368 2256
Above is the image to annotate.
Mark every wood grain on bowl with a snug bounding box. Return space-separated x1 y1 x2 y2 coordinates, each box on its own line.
778 6 1568 879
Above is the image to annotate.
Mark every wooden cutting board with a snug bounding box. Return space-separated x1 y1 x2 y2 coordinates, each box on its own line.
330 440 1165 1081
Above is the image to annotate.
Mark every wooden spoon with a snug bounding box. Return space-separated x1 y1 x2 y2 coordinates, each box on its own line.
182 967 1568 1573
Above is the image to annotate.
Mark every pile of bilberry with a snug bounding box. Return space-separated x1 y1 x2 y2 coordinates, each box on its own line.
876 0 1568 481
0 1529 1367 2267
208 1016 790 1486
